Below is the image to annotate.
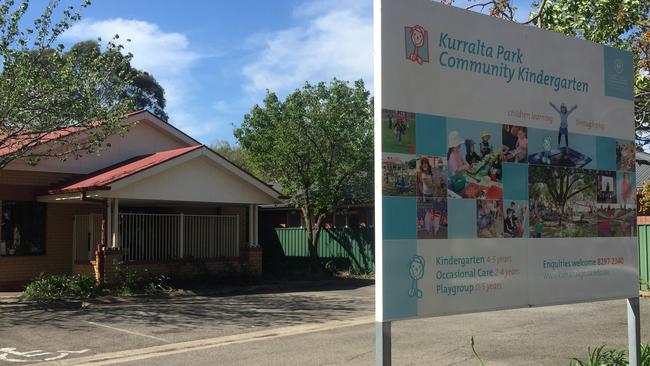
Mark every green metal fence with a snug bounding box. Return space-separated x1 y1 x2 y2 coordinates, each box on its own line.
640 224 650 290
271 228 374 273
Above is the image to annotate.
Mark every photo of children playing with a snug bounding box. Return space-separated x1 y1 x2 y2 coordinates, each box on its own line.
597 171 617 204
504 201 528 238
527 101 593 168
417 199 448 239
597 203 636 237
416 156 446 201
616 140 635 172
382 153 416 196
447 126 502 200
476 199 503 238
502 125 528 163
529 165 597 238
382 109 416 154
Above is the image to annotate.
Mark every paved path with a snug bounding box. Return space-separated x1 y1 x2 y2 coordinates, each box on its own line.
2 284 650 365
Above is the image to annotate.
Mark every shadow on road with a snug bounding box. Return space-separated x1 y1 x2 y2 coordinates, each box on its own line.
0 280 374 336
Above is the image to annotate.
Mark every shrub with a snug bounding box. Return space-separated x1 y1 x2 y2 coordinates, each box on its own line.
570 345 627 366
115 267 173 297
165 261 260 289
24 274 99 302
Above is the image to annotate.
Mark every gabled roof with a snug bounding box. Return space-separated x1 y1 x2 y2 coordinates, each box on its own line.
0 110 199 159
49 145 202 194
45 145 283 202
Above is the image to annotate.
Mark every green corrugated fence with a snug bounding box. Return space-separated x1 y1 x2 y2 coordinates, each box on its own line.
274 228 374 273
640 224 650 290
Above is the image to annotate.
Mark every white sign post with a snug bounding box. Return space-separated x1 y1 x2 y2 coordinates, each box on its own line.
374 0 638 364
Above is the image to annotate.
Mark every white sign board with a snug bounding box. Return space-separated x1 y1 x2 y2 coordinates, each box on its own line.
374 0 638 321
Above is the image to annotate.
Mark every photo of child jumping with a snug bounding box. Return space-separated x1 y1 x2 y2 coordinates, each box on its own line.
549 101 577 150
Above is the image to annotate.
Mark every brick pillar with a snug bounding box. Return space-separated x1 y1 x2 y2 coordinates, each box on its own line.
241 248 262 277
103 248 123 287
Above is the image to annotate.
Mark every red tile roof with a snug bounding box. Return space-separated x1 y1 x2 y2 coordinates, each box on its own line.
49 145 202 194
0 126 93 158
0 110 152 159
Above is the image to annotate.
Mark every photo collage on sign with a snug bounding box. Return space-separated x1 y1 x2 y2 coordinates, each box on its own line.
381 108 636 240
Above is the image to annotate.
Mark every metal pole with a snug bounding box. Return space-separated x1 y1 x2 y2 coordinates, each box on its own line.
376 321 391 366
628 297 641 366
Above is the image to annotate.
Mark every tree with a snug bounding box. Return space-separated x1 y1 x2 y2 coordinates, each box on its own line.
211 140 267 181
235 79 373 266
0 0 136 169
452 0 650 147
529 166 596 215
638 178 650 215
68 40 168 122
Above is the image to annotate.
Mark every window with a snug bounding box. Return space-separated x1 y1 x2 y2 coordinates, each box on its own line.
0 201 47 256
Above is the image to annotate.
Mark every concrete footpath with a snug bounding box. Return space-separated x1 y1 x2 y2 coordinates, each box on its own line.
1 283 649 365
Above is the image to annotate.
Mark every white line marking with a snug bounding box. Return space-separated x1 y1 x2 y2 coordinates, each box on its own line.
85 321 169 343
41 316 373 365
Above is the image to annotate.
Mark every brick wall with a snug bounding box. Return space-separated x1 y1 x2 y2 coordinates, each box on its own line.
123 258 242 275
0 202 103 290
241 248 262 275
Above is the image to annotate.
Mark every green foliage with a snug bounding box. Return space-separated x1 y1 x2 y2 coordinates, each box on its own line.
0 0 137 169
235 79 373 260
115 268 173 297
68 40 168 121
211 140 267 181
24 274 99 302
470 336 487 366
535 0 648 46
569 345 627 366
470 339 650 366
165 261 260 289
639 179 650 215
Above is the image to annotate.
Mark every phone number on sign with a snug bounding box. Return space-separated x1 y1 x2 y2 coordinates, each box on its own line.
597 257 624 265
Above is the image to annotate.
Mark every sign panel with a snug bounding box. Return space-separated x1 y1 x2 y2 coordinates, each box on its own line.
374 0 638 321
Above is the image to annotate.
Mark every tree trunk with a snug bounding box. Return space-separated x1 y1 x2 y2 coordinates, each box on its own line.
302 209 325 276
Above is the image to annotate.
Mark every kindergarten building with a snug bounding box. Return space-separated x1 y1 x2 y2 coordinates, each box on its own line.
0 111 282 290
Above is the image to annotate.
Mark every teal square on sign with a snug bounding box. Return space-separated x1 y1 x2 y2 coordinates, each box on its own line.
503 163 528 201
603 46 634 100
448 198 477 238
416 114 446 156
596 136 616 171
382 239 418 321
382 196 416 239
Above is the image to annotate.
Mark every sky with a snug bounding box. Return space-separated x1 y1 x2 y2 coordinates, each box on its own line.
31 0 534 145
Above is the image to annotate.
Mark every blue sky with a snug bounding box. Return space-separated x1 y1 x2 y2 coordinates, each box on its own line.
33 0 534 145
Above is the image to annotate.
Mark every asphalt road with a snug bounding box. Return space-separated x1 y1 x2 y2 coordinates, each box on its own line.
1 283 649 365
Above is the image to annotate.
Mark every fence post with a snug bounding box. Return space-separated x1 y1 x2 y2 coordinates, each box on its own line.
179 213 184 259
